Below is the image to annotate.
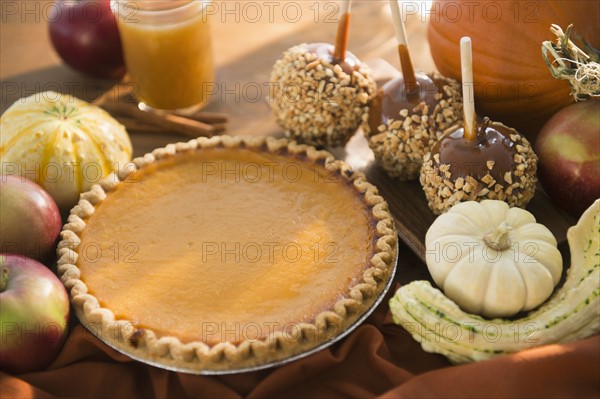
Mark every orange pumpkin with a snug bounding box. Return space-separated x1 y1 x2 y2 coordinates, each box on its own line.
428 0 600 141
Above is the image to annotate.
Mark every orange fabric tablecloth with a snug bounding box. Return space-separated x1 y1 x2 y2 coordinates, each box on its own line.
2 305 599 398
2 244 599 398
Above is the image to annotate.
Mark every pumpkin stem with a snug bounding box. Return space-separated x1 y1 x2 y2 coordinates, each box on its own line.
542 23 600 101
483 222 512 251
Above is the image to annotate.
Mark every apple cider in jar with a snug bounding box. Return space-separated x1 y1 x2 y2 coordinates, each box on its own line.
113 0 215 112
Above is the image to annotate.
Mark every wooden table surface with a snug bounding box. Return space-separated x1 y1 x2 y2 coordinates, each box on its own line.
1 2 408 163
1 0 426 137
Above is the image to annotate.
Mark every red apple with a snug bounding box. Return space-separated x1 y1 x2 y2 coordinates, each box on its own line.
48 0 125 79
0 175 62 263
0 254 70 374
535 100 600 218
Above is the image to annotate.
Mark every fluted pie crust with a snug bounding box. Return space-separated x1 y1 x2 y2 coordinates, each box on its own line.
56 135 397 372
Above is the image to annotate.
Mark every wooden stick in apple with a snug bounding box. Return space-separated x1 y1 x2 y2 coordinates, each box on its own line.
460 36 477 141
269 0 378 147
420 36 539 214
333 0 352 61
364 0 463 181
389 0 417 93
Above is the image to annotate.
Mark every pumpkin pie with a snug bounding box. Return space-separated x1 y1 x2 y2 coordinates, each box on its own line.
56 135 397 372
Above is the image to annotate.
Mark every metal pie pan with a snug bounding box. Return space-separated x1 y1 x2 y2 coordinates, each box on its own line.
80 250 399 375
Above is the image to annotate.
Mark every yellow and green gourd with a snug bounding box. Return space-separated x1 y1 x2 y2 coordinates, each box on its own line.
0 92 132 211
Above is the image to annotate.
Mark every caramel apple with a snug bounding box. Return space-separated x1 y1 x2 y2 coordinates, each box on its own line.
366 0 462 181
420 38 537 215
269 1 376 147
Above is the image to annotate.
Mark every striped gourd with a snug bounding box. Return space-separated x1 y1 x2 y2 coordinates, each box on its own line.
0 92 132 211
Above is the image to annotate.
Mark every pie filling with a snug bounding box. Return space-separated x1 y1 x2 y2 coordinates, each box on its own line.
77 148 375 345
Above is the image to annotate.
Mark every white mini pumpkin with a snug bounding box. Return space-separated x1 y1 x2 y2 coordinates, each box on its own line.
425 200 563 318
0 91 132 211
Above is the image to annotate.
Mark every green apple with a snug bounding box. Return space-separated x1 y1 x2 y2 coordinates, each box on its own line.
0 254 70 374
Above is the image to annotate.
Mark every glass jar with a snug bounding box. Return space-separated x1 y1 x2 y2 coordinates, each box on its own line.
113 0 215 113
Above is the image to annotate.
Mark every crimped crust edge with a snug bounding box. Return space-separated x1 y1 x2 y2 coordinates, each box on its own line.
57 135 398 372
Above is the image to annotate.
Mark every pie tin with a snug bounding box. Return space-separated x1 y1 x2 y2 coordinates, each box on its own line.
82 250 399 375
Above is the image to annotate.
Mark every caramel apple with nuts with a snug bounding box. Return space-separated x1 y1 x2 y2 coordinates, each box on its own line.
420 37 537 215
269 0 376 147
367 0 462 181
